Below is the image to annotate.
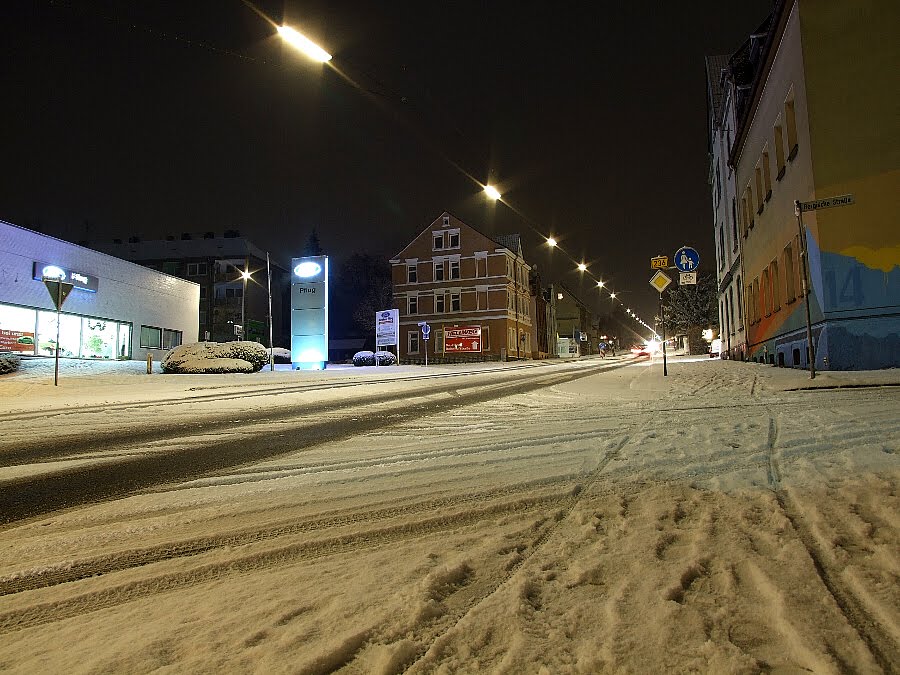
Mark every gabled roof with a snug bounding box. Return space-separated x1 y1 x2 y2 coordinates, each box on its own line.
705 54 731 132
493 233 522 257
392 211 527 261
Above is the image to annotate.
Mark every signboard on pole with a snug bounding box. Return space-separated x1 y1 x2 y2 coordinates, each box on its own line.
673 246 700 272
679 272 697 285
375 309 399 347
444 325 482 353
797 194 854 212
650 255 668 269
290 255 329 370
649 270 672 293
43 279 74 310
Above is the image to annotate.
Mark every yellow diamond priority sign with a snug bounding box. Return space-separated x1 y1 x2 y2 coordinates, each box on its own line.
649 270 672 293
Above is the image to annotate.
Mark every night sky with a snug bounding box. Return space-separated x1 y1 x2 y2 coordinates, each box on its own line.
2 0 773 323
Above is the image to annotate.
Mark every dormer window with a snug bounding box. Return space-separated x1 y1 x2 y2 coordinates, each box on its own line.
433 233 444 250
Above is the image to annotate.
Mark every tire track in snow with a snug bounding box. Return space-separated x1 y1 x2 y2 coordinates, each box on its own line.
764 409 899 672
0 490 574 633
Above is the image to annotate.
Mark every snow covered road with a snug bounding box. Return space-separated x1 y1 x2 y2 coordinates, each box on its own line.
0 357 898 673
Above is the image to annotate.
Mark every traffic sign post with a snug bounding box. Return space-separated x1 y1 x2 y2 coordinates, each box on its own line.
648 271 671 376
418 321 431 366
793 193 854 380
43 277 75 387
674 246 700 272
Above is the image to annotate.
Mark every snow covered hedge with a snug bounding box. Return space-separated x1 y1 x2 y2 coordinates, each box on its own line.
161 341 269 374
0 353 22 375
352 350 397 367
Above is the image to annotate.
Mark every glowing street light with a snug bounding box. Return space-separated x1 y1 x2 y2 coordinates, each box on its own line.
240 269 252 340
596 280 604 288
577 263 587 272
277 25 332 62
484 184 501 200
610 293 616 300
546 236 557 247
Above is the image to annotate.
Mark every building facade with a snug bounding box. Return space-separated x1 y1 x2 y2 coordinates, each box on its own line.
390 212 534 362
89 232 291 348
555 284 599 358
0 221 198 362
719 0 899 369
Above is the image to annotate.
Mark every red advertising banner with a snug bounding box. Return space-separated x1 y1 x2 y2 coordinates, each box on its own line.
444 325 482 353
0 329 36 353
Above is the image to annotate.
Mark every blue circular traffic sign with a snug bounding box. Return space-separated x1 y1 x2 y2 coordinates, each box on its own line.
674 246 700 272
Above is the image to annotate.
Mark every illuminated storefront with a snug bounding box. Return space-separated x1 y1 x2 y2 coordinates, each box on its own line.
0 220 199 361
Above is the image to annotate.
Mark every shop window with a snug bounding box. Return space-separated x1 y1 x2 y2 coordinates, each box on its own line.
450 293 461 312
117 323 131 359
407 296 418 315
82 318 116 359
0 303 38 355
435 293 445 313
449 260 460 280
448 230 460 248
407 264 417 283
408 331 420 354
434 261 445 281
163 329 182 349
140 325 162 349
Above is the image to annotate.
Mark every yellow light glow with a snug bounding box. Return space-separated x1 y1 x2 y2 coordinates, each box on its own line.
577 263 587 272
484 184 501 200
241 271 252 280
596 280 604 287
610 293 616 299
277 25 332 62
547 237 557 247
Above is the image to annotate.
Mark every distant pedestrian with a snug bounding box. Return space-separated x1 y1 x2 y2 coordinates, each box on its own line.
599 341 608 358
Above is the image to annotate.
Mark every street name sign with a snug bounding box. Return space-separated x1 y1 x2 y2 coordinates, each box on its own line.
650 255 668 270
649 270 672 293
797 194 854 213
673 246 700 272
680 272 697 285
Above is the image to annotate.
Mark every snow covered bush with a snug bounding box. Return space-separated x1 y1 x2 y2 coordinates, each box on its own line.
268 347 292 364
352 350 397 367
0 353 22 375
161 341 269 374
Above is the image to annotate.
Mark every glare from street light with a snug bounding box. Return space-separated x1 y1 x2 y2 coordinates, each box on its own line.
484 184 501 200
546 236 557 247
577 263 587 272
241 270 252 280
596 280 604 288
277 25 332 62
610 293 616 299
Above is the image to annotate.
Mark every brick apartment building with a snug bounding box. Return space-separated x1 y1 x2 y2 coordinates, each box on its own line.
391 212 535 362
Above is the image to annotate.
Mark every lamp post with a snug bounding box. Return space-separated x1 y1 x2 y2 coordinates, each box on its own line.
240 267 251 340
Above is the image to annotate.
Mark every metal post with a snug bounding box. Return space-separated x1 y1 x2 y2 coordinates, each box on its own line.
660 291 668 377
54 284 61 387
266 252 274 371
794 200 816 379
240 260 247 342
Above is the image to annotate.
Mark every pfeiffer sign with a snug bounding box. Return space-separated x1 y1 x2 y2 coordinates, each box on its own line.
444 325 482 353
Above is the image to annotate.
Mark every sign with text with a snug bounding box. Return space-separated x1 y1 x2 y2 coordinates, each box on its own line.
33 262 99 293
650 256 668 269
290 255 329 369
797 194 854 212
0 329 35 353
444 325 482 353
375 309 399 347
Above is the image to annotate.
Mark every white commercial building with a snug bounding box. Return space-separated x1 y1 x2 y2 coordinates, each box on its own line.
0 220 199 362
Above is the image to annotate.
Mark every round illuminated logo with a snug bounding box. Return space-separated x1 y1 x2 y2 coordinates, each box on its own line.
294 262 322 278
41 265 66 280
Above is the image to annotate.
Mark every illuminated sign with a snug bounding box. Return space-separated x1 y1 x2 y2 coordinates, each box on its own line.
376 309 399 347
32 261 99 292
294 261 323 278
445 325 482 353
290 255 328 370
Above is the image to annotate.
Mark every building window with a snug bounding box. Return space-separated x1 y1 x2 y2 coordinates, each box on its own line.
163 261 179 275
199 287 208 299
762 268 772 317
435 293 445 313
450 293 461 312
407 264 417 283
187 262 208 276
433 233 444 250
731 198 738 249
162 329 183 349
755 166 764 215
448 230 460 248
774 123 786 179
718 225 726 269
434 261 445 281
442 215 450 227
449 260 460 280
225 287 243 299
785 95 798 160
728 286 735 334
140 325 162 349
784 242 796 302
762 149 772 200
407 295 418 314
771 259 780 311
745 187 754 230
408 331 420 354
736 274 743 325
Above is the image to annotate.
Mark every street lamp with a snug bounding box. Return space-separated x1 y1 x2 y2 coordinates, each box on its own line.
277 25 332 62
240 268 251 340
546 236 557 248
577 263 587 272
484 184 501 201
596 280 604 288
